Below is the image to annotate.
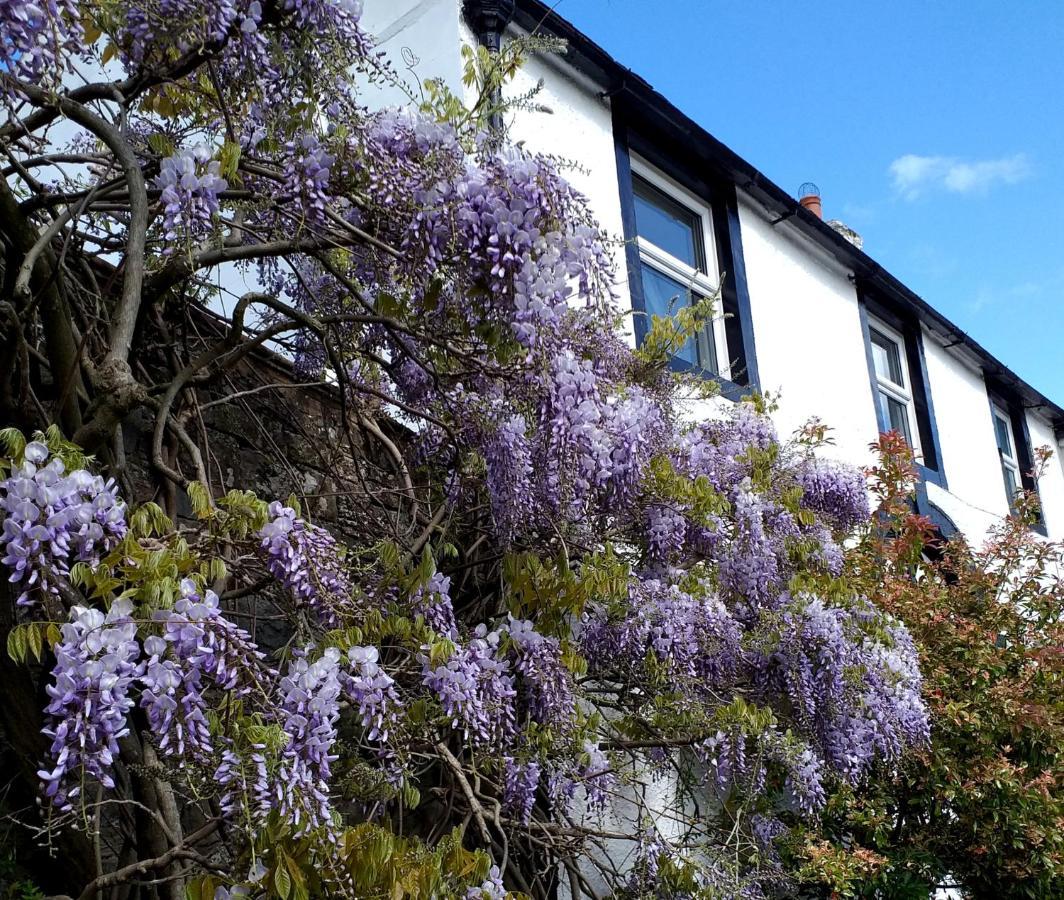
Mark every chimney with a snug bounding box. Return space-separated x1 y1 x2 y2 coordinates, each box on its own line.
798 182 822 219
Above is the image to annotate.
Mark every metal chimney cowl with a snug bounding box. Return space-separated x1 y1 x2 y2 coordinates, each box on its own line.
798 182 822 219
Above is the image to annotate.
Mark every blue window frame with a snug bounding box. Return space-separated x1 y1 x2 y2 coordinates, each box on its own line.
858 293 947 490
986 386 1046 534
613 117 759 400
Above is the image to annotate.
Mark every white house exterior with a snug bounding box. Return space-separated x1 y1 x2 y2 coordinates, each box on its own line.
362 0 1064 545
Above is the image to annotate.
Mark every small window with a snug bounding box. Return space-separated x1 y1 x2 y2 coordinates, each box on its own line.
868 319 920 452
630 161 728 378
992 404 1022 511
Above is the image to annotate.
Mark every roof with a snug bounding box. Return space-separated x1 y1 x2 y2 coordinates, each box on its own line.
512 0 1064 436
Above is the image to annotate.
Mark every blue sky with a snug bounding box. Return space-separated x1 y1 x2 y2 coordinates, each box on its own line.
549 0 1064 401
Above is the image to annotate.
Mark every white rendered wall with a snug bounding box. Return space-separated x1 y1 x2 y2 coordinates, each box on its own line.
921 338 1008 538
736 197 879 470
360 0 465 106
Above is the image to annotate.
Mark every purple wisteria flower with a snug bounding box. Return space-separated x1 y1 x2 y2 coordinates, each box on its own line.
502 756 540 825
155 578 266 696
794 457 870 530
273 647 344 833
259 502 354 626
411 572 458 640
579 741 613 812
485 415 534 544
0 0 85 87
154 146 228 248
39 600 141 812
646 503 687 566
343 645 400 742
504 617 575 731
422 627 516 747
283 134 334 225
0 441 127 607
139 633 213 761
465 865 505 900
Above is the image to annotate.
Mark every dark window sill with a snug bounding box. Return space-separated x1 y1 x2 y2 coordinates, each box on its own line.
916 463 947 490
664 355 753 401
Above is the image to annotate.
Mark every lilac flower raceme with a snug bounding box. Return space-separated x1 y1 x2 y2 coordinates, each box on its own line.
485 415 534 544
579 741 613 812
39 601 141 812
344 645 400 742
124 0 239 64
794 457 870 530
422 627 516 747
646 503 687 566
283 134 334 225
259 502 354 626
502 757 540 826
0 0 85 87
154 146 228 248
139 633 213 761
411 572 458 640
0 442 127 607
504 617 576 731
273 648 344 832
214 745 270 821
155 578 266 697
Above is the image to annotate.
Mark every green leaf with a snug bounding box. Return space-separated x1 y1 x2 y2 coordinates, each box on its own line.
219 140 242 178
0 428 26 458
273 857 292 900
7 626 26 663
147 133 175 157
27 623 42 662
186 482 212 518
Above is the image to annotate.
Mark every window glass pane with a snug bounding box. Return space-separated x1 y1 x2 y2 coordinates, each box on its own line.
639 263 716 371
994 413 1014 459
878 390 913 446
870 329 905 387
632 176 704 270
1002 463 1019 501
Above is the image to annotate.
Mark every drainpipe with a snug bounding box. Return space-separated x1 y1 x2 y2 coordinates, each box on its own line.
461 0 516 138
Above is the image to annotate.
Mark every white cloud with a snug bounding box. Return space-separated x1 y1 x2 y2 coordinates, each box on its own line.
888 153 1032 200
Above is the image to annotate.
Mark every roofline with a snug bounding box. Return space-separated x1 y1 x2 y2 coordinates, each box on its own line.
513 0 1064 436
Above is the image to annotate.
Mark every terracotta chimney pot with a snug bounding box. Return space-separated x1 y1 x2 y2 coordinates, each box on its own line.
799 194 822 218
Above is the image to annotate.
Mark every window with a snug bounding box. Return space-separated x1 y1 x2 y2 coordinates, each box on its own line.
629 160 729 378
867 317 920 453
992 404 1022 511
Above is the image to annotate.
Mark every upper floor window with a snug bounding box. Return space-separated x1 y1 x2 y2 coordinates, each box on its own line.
858 293 945 488
868 317 920 454
992 403 1022 511
629 159 729 379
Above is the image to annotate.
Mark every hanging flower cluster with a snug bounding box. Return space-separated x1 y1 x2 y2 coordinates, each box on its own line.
39 601 140 813
154 146 228 249
259 501 355 626
0 0 84 87
0 441 126 607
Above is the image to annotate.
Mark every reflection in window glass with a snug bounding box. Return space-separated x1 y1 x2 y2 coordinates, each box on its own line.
993 407 1021 511
878 390 913 446
870 329 905 387
639 263 717 372
994 414 1014 459
633 176 704 270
